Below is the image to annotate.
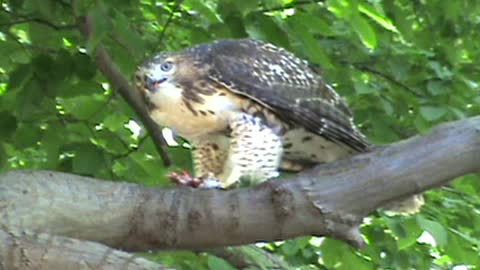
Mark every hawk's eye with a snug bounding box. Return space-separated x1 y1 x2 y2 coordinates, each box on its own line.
160 61 173 72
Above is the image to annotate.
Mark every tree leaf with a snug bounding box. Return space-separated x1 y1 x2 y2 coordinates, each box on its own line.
71 143 105 175
0 144 6 170
73 52 97 80
13 124 42 150
244 14 289 49
207 256 236 270
358 3 398 33
184 0 222 25
416 215 448 247
61 95 107 120
320 238 348 267
385 216 422 250
6 64 32 91
103 113 128 132
287 17 333 68
350 13 377 49
419 106 447 121
327 0 354 18
86 3 111 53
0 111 17 140
41 124 62 169
28 23 63 49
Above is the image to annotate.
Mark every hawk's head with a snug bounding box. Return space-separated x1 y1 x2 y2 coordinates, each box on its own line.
135 52 178 95
135 50 211 110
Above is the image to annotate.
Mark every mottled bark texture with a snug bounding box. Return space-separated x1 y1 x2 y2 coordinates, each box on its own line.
0 227 171 270
1 116 478 254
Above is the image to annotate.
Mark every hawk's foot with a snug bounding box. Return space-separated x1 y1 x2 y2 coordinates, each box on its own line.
167 171 222 189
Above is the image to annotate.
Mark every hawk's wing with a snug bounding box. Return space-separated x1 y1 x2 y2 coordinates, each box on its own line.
188 39 369 152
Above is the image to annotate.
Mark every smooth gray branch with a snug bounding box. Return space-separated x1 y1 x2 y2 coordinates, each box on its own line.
0 116 478 251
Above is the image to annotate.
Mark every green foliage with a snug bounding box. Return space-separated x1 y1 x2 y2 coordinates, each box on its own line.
0 0 478 269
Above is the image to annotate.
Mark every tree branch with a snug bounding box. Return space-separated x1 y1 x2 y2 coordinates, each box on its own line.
0 227 172 269
76 14 171 166
0 116 478 251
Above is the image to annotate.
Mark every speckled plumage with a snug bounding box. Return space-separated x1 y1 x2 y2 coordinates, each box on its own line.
135 38 369 188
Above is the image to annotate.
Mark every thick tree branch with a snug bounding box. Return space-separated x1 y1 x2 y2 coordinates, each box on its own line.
0 227 171 269
76 15 171 166
0 116 478 251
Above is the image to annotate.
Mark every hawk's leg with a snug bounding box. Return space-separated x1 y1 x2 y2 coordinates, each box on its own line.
168 170 222 188
174 137 229 189
192 139 227 178
167 170 203 187
217 113 283 188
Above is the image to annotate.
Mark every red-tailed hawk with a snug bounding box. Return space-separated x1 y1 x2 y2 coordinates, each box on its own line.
135 38 422 211
135 38 367 184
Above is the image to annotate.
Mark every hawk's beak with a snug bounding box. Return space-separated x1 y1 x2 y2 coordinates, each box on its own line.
135 68 167 93
144 75 167 92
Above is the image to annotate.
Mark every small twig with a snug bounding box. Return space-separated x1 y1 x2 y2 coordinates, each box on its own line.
0 7 77 30
2 30 59 55
0 17 77 30
158 1 183 44
257 0 325 13
440 186 479 205
113 135 149 160
353 64 423 97
110 32 135 55
55 113 137 158
55 114 99 140
85 92 116 122
2 31 32 54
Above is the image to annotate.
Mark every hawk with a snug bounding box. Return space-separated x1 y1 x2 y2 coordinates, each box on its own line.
135 38 423 212
134 38 422 212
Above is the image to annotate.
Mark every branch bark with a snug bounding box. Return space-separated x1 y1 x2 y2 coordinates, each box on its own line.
1 116 478 251
0 227 171 270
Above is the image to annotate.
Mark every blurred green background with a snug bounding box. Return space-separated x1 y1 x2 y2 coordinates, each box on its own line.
0 0 479 269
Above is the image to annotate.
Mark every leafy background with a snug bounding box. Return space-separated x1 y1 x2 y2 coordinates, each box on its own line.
0 0 479 269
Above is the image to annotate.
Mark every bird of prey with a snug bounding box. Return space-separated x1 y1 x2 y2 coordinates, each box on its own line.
135 38 369 188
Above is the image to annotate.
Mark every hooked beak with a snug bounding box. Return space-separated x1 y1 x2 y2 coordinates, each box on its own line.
144 75 167 92
135 69 167 93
